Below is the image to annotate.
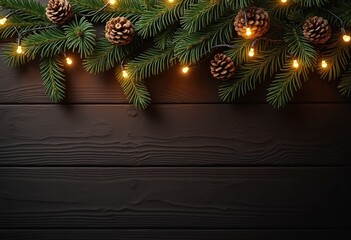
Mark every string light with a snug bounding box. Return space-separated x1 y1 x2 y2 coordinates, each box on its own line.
343 34 351 43
109 0 116 4
122 70 129 78
0 17 7 25
293 59 299 69
281 0 287 3
321 60 328 68
168 0 175 2
248 48 255 57
16 45 23 54
182 66 189 74
246 27 252 37
66 57 73 65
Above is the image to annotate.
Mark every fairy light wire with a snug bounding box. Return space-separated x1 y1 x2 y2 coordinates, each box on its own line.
82 1 113 18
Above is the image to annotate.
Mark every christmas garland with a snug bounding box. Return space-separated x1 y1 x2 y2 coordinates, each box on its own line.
0 0 351 109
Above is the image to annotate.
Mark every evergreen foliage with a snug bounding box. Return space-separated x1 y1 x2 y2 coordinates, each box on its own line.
1 0 351 108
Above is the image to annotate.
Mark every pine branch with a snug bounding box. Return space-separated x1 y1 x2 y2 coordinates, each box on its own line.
225 0 253 9
126 47 175 80
154 26 177 50
174 14 235 64
338 64 351 96
293 0 329 7
181 0 227 33
136 0 195 38
83 36 141 74
0 0 48 22
64 17 96 58
116 69 151 109
318 36 351 81
267 57 309 108
1 42 28 67
283 24 317 69
23 27 67 59
40 57 66 103
220 45 287 102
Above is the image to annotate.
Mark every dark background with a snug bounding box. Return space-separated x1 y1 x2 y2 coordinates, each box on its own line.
1 2 351 238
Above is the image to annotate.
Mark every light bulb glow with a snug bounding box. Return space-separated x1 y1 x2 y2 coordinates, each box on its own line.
122 70 128 78
246 27 252 37
249 48 255 57
343 34 351 42
168 0 175 2
321 60 328 69
293 59 299 69
109 0 116 4
66 57 73 65
0 17 7 25
281 0 287 3
16 45 23 54
182 66 189 74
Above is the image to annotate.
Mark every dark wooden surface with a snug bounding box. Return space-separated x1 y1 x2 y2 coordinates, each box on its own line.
1 3 351 237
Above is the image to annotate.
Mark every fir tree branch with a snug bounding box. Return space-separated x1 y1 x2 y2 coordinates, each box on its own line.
220 45 287 102
40 57 66 103
126 47 175 80
174 14 235 64
181 0 228 33
267 57 309 108
64 17 96 58
0 0 48 22
116 69 151 109
136 0 195 38
1 42 28 67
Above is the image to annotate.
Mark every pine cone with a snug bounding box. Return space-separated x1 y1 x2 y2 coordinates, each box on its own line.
303 16 331 44
105 17 135 46
210 53 236 80
234 7 270 39
46 0 74 25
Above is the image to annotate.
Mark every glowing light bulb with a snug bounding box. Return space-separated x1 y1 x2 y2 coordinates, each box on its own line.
293 59 299 69
16 45 23 54
122 70 128 78
109 0 116 4
249 48 255 57
246 27 252 37
321 60 328 69
343 34 351 42
168 0 175 2
281 0 287 3
182 66 189 74
66 57 73 65
0 17 7 25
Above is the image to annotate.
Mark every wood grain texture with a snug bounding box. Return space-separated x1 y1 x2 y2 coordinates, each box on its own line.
0 167 350 229
0 57 350 104
0 104 350 166
1 230 350 240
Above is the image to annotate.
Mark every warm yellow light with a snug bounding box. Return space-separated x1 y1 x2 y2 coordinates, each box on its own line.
321 60 328 69
249 48 255 57
246 27 252 37
168 0 175 2
281 0 287 3
109 0 116 5
343 34 351 42
122 70 129 78
0 17 7 25
293 59 299 69
182 66 189 74
66 57 73 65
16 45 23 54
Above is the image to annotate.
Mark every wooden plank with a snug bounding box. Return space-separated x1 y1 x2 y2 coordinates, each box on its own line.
0 167 350 229
0 104 350 166
1 230 349 240
0 58 350 104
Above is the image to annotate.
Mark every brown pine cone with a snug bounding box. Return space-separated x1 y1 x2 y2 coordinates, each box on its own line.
210 53 236 80
303 16 332 44
46 0 74 25
105 17 136 45
234 7 270 39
